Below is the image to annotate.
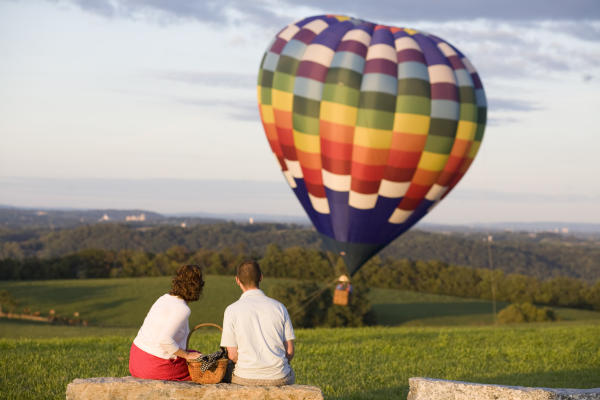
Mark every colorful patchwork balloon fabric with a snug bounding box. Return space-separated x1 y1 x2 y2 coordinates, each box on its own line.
257 15 487 275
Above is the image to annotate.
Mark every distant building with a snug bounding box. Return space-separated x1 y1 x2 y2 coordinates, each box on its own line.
35 211 47 216
249 217 254 225
99 214 110 221
125 213 146 222
180 222 187 228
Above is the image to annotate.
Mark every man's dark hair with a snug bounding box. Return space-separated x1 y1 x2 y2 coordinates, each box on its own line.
170 265 204 302
237 260 261 288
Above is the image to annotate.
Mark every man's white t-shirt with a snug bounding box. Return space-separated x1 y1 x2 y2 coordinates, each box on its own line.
220 289 295 380
133 294 190 359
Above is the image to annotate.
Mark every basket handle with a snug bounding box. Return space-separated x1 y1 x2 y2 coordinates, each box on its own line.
186 322 223 350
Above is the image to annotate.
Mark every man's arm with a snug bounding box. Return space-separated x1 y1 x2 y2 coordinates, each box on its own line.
226 346 238 363
285 340 294 362
220 306 238 363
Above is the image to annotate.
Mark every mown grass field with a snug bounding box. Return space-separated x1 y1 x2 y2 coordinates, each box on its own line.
1 276 599 399
2 275 599 332
1 324 599 399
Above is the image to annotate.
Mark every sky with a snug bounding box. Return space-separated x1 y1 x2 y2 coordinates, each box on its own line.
1 0 599 224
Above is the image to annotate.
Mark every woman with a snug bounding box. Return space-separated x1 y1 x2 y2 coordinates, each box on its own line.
129 264 204 381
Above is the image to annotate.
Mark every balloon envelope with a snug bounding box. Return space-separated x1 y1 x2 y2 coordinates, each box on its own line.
257 15 487 275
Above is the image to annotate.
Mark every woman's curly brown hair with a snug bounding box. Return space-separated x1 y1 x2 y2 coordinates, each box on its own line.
169 265 204 302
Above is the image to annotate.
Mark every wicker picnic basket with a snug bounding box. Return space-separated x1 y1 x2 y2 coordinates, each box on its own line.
186 323 229 384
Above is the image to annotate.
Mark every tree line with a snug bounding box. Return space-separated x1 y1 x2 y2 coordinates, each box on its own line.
1 244 599 311
1 222 598 282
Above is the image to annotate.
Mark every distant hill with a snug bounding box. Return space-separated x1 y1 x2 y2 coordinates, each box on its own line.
2 205 600 235
422 222 600 235
0 207 223 229
0 208 598 282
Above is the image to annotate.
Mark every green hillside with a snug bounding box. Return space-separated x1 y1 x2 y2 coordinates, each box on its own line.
1 276 599 338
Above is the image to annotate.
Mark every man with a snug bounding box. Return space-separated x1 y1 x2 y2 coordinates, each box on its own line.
220 260 295 385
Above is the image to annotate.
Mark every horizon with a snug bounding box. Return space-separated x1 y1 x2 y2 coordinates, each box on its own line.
2 176 600 225
2 179 600 230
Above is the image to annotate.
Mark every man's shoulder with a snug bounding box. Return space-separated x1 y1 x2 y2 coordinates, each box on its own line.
264 294 286 308
229 292 288 312
259 295 291 317
224 299 242 313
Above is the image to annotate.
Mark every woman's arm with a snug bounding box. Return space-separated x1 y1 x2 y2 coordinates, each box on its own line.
174 348 201 360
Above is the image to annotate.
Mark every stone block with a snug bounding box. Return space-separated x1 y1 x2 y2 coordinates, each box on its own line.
408 377 600 400
66 377 323 400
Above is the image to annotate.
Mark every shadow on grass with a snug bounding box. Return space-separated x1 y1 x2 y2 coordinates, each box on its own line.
78 297 137 324
0 282 138 325
327 368 600 399
373 301 508 325
3 283 118 306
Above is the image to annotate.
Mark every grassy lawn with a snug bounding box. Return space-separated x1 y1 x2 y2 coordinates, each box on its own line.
2 276 599 331
0 276 236 328
1 277 599 399
0 324 599 400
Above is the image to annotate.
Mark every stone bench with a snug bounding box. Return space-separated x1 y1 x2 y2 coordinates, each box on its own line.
408 377 600 400
66 377 323 400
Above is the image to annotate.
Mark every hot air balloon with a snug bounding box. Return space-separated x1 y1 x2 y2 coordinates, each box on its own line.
257 15 487 276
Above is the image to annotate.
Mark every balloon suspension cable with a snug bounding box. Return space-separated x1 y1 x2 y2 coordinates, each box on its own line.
286 277 342 320
286 246 353 320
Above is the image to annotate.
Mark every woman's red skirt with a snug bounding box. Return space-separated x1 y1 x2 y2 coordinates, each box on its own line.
129 343 191 381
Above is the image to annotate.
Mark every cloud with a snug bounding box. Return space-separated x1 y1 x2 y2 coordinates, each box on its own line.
70 0 115 17
45 0 600 26
411 20 600 81
538 20 600 42
487 98 540 112
49 0 287 26
274 0 600 22
486 116 521 126
486 98 542 125
46 1 600 82
54 0 228 23
176 97 258 121
154 71 256 89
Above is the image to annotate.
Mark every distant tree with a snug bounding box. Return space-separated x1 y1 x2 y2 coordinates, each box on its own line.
0 242 24 260
75 249 114 278
207 252 228 275
0 258 21 280
260 244 286 277
536 277 586 308
0 290 18 313
499 273 537 304
165 246 190 265
584 281 600 311
497 302 556 324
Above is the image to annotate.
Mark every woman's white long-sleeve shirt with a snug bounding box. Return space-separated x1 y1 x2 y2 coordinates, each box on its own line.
133 294 190 359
